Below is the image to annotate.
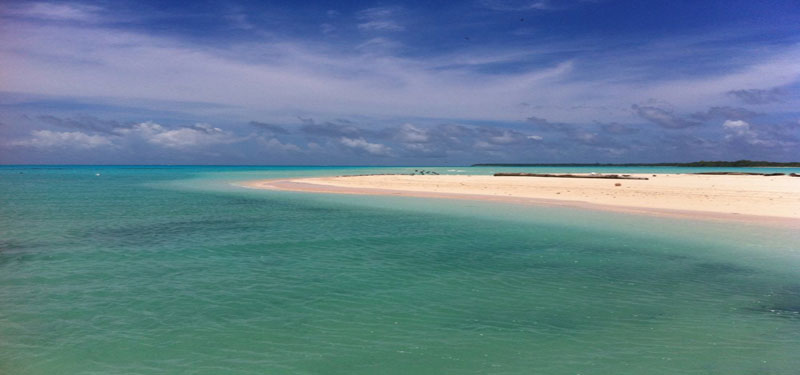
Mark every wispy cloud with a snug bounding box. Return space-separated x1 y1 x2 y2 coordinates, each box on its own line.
479 0 597 11
300 119 369 139
690 106 760 121
224 7 254 30
259 136 301 153
9 129 113 149
7 117 244 151
339 137 392 156
2 15 798 126
248 121 289 135
600 122 639 135
37 114 123 134
116 122 239 149
1 2 103 22
357 6 405 32
320 23 336 35
391 123 430 143
632 104 702 129
727 87 788 105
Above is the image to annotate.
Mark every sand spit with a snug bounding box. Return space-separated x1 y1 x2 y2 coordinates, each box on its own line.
241 174 800 224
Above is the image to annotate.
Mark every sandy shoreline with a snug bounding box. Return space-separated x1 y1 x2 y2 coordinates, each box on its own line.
240 174 800 224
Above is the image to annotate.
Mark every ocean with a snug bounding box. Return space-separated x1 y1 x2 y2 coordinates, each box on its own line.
1 165 799 374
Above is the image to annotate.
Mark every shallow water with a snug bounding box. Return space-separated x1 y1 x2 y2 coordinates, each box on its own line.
1 166 799 374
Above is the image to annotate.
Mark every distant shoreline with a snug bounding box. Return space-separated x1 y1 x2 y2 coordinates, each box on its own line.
472 160 800 168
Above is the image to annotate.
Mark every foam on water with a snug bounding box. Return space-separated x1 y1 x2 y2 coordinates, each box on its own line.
1 166 799 374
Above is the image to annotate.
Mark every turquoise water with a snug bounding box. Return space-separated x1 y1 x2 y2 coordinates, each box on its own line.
1 166 799 374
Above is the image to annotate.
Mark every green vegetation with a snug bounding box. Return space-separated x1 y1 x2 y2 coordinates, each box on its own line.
472 160 800 167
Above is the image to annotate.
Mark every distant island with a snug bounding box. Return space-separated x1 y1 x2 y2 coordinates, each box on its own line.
472 160 800 167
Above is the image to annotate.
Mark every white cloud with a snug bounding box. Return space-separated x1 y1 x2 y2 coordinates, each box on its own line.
118 121 238 149
722 119 772 146
474 140 494 149
7 120 244 151
357 7 397 18
2 2 102 22
637 49 800 112
9 130 113 149
358 21 404 32
486 131 519 145
339 137 392 156
402 142 440 155
260 137 301 152
574 132 596 143
722 119 749 130
480 129 540 146
357 6 404 32
394 123 430 143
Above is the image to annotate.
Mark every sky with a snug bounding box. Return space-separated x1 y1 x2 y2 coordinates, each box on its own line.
1 0 799 165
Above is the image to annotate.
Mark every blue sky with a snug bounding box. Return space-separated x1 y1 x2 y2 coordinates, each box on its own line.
1 0 798 164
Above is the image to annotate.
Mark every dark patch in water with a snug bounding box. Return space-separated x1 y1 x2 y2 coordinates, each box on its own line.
96 218 241 234
765 284 800 317
744 284 800 320
220 197 269 206
72 218 252 248
451 312 587 335
0 239 29 252
691 262 754 276
0 239 42 266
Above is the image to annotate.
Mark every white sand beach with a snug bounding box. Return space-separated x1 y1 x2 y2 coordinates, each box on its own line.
242 174 800 223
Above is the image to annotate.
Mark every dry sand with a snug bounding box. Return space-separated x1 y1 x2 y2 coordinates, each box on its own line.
241 174 800 224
